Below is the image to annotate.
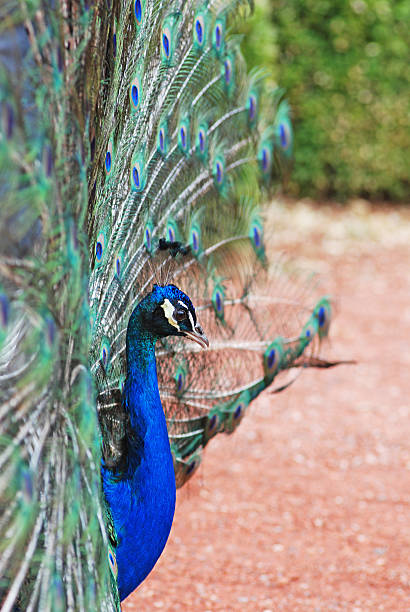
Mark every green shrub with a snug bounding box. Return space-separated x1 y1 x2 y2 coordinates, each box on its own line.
237 2 278 81
243 0 410 201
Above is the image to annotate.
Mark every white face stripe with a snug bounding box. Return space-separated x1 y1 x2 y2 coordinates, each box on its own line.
161 298 180 330
178 300 195 330
187 310 195 330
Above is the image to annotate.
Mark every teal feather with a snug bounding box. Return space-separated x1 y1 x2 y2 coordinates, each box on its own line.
0 0 348 609
274 99 294 175
130 150 147 192
195 120 209 161
157 119 169 156
212 16 226 57
161 13 182 66
188 209 203 256
193 8 210 52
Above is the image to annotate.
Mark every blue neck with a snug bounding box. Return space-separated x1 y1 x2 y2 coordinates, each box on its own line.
102 314 176 601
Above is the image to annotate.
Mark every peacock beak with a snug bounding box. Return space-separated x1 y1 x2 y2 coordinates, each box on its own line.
183 324 209 349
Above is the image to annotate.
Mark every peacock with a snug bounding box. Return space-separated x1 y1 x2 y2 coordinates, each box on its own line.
0 0 345 609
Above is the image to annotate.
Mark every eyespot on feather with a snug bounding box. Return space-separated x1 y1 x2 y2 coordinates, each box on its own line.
161 14 181 64
113 19 117 57
183 454 201 478
130 153 146 192
225 391 250 433
166 218 179 243
105 139 114 175
174 363 187 397
279 121 292 151
263 338 285 380
108 546 118 579
212 284 225 320
301 315 319 348
204 411 220 441
213 156 225 189
213 19 225 56
129 75 141 111
258 138 274 179
314 297 332 339
224 58 232 85
190 225 201 255
249 216 265 262
193 14 206 49
113 250 124 278
247 93 258 123
178 118 190 154
144 222 153 253
196 125 208 160
161 25 172 61
95 231 106 262
157 121 169 156
134 0 143 26
0 292 9 330
100 338 110 369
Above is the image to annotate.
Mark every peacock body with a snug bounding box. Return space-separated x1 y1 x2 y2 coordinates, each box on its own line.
102 285 209 599
0 0 343 609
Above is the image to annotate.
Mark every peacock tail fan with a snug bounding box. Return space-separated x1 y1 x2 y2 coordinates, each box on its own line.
0 2 120 610
1 0 341 609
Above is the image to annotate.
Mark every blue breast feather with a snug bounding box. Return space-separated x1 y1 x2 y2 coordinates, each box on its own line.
102 314 176 600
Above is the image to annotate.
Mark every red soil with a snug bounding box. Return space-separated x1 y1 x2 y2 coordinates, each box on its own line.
123 200 410 611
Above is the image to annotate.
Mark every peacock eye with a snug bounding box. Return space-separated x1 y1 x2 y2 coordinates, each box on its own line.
174 309 187 322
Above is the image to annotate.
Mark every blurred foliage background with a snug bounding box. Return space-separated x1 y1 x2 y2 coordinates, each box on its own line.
240 0 410 201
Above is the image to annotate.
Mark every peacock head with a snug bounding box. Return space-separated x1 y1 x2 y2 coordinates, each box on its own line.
136 284 209 349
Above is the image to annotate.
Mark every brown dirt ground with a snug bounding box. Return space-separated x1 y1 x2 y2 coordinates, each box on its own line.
123 200 410 612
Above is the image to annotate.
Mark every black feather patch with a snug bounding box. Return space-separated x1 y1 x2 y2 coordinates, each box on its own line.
158 238 190 257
